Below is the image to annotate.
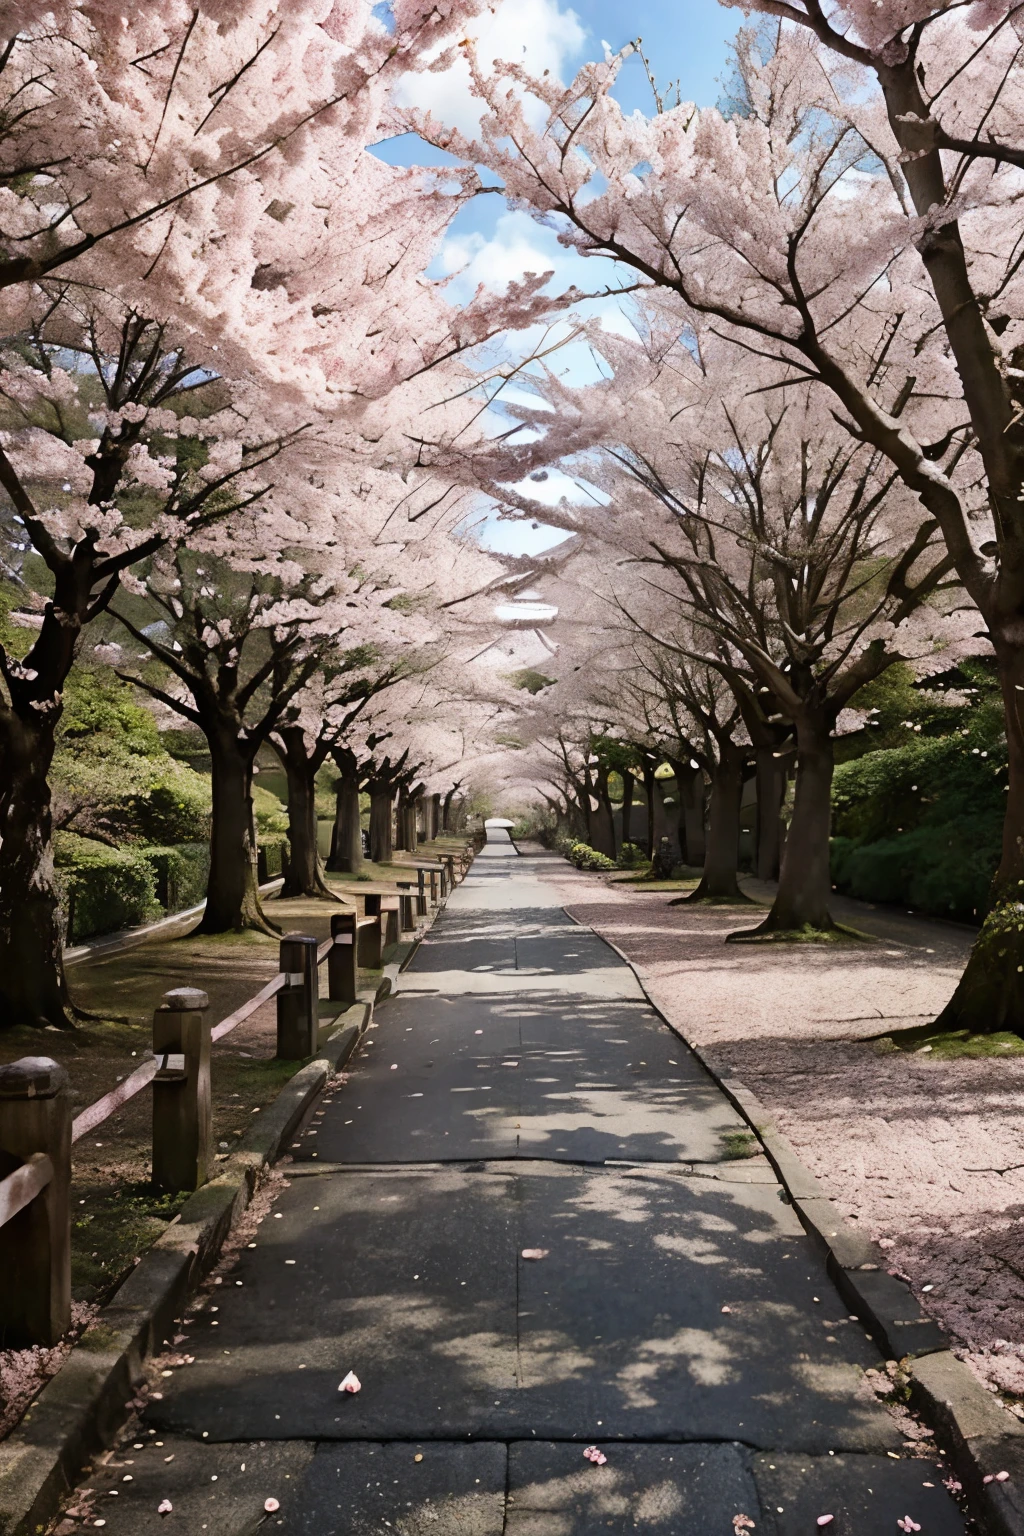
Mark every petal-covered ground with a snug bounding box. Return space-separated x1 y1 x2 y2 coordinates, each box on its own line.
538 850 1024 1406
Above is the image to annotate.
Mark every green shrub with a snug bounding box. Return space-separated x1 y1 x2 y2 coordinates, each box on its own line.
568 841 617 871
257 839 287 880
55 833 161 943
253 784 289 838
127 772 210 844
616 841 648 869
140 843 210 913
830 734 1006 921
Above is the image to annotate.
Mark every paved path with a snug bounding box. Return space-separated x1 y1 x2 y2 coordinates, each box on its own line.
80 831 966 1533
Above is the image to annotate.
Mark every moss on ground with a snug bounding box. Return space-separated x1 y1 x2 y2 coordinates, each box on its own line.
726 921 874 946
877 1029 1024 1060
72 1182 191 1299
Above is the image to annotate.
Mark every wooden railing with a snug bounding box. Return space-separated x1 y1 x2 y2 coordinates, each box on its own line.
0 841 476 1348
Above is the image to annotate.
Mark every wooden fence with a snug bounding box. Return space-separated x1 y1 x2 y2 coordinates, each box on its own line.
0 845 475 1349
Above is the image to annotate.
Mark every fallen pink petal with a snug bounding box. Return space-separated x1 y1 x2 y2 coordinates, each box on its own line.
521 1249 549 1260
264 1498 280 1512
816 1518 834 1528
339 1371 361 1394
157 1500 173 1515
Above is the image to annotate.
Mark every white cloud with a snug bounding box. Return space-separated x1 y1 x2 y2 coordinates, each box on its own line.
394 0 587 136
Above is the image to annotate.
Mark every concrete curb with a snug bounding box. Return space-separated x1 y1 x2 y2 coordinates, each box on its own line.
586 919 1024 1536
0 1005 368 1536
0 863 463 1536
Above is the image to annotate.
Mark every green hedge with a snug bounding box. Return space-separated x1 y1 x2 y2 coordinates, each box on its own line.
564 840 617 871
830 734 1006 921
141 843 210 913
56 833 161 943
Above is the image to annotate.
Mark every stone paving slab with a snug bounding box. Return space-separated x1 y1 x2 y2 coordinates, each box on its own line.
750 1451 965 1534
293 994 747 1166
505 1442 760 1534
67 1437 969 1534
284 1442 508 1535
146 1165 898 1451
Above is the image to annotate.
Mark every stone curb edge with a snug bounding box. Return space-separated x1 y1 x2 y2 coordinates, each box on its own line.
0 895 451 1536
583 915 1024 1536
0 1004 371 1536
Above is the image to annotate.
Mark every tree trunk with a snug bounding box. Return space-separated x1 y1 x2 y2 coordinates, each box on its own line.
674 748 746 903
672 760 706 867
274 729 333 899
369 787 393 864
642 762 657 857
401 797 419 851
621 770 634 847
328 773 363 874
0 712 73 1029
199 730 272 933
428 793 441 842
735 719 835 936
591 766 617 858
932 639 1024 1035
442 785 459 831
755 747 787 883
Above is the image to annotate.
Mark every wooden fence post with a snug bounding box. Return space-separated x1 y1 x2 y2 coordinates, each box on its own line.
327 911 358 1007
277 934 319 1059
0 1057 71 1347
357 908 383 969
152 988 212 1194
399 893 416 933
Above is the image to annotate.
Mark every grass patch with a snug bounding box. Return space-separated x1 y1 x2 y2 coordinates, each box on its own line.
71 1180 191 1301
721 1129 759 1160
614 877 700 891
879 1029 1024 1060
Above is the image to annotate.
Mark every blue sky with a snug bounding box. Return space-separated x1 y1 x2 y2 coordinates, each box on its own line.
375 0 742 555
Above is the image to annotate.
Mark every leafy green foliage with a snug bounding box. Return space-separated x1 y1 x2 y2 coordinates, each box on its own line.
55 833 161 942
141 843 210 913
830 698 1007 920
53 667 211 844
563 840 617 871
253 784 289 838
506 668 555 694
616 841 649 870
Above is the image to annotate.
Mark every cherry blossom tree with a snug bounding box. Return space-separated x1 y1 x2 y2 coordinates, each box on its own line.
0 0 492 306
483 319 981 933
411 13 1024 1023
0 294 310 1025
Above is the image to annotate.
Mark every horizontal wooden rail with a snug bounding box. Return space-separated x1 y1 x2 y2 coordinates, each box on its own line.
0 1152 53 1229
71 1059 158 1143
65 873 448 1145
210 973 285 1043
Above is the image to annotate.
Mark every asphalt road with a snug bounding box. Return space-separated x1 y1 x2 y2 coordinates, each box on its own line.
78 826 967 1534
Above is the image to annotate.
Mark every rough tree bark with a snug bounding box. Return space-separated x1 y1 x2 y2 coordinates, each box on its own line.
273 726 334 899
673 745 748 903
754 748 787 884
200 727 274 934
0 710 71 1027
729 716 835 938
934 638 1024 1030
620 769 634 847
590 764 617 858
670 758 706 868
328 770 363 874
641 759 657 858
369 787 394 864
